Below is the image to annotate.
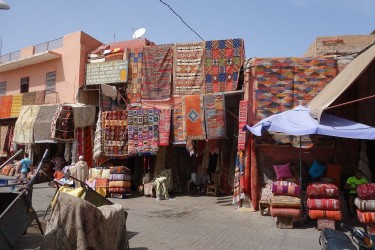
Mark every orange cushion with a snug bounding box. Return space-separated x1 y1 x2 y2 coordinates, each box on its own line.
324 163 342 188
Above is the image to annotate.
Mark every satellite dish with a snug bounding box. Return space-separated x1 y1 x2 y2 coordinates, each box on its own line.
132 28 146 39
0 0 10 10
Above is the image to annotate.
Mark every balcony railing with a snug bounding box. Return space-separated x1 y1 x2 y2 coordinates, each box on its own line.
34 37 63 54
0 37 63 64
0 50 20 63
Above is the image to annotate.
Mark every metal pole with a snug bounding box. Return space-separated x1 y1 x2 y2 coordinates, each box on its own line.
0 149 23 171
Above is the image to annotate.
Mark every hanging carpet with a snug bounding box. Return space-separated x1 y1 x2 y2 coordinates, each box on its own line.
34 90 46 105
77 126 94 168
71 104 96 128
102 110 128 157
10 94 23 117
173 42 205 96
0 126 9 157
51 105 75 141
204 93 226 139
22 92 36 106
159 108 171 146
33 104 58 143
182 95 206 140
93 112 105 161
172 107 185 144
127 108 160 155
126 48 143 104
141 44 173 101
0 95 13 118
204 39 245 93
14 105 41 143
238 100 248 150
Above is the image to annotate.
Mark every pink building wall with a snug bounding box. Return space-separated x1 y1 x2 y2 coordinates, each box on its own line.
0 31 103 104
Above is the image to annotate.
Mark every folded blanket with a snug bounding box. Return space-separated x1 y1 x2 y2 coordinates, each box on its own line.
108 181 131 188
109 174 131 181
109 187 131 193
95 178 108 188
110 166 131 175
357 183 375 200
308 209 342 221
271 181 300 197
307 183 339 198
355 197 375 212
307 198 341 211
357 210 375 224
270 207 301 218
271 195 301 208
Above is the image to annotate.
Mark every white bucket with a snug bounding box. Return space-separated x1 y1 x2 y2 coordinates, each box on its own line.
191 172 197 183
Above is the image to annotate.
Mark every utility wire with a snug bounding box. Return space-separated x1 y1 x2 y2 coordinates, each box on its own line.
159 0 205 42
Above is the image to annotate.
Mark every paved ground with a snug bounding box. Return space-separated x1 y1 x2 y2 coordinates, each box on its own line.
3 182 327 250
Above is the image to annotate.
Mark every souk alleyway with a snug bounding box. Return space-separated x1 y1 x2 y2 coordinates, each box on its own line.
10 182 323 250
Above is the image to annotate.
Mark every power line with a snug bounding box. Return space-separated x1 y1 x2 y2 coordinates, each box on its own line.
159 0 205 42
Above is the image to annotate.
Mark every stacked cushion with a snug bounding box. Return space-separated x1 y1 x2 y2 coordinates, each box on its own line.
270 207 301 218
307 183 341 226
271 181 300 197
355 184 375 228
108 172 131 198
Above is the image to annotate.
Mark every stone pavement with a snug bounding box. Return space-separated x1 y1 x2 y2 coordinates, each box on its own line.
8 182 324 250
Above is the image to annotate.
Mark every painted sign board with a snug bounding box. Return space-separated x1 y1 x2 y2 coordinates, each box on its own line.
86 60 128 85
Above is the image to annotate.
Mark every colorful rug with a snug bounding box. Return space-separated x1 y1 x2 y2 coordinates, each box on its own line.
172 107 185 144
271 195 301 208
0 95 13 118
307 198 341 211
355 197 375 212
204 39 244 93
307 183 339 198
102 110 128 157
104 51 124 61
126 48 143 104
76 126 94 168
232 152 241 206
308 209 342 221
173 42 205 96
109 166 131 175
270 207 301 218
10 94 23 118
22 92 36 106
34 90 46 105
271 181 300 197
141 44 173 101
357 210 375 224
0 126 9 157
159 108 171 146
33 104 58 143
109 174 131 181
250 134 260 210
51 105 75 141
182 95 206 140
3 126 14 155
357 183 375 200
238 100 248 150
93 112 105 162
127 108 160 155
204 93 226 139
14 105 41 143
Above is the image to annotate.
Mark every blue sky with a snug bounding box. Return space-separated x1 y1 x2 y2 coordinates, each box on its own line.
0 0 374 58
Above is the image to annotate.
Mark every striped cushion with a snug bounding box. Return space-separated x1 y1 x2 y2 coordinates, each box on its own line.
355 197 375 212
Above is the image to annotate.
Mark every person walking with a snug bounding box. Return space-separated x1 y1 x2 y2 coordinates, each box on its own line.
69 156 89 187
20 153 32 180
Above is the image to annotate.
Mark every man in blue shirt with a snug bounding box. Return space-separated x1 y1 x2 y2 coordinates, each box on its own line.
20 153 32 180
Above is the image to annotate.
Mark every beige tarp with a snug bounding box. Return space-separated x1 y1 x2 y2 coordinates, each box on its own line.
308 43 375 120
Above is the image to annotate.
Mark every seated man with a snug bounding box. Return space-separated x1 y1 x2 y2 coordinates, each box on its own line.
345 169 368 217
197 168 211 195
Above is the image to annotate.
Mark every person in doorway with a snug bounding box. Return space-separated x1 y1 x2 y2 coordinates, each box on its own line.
69 156 89 188
19 153 32 180
197 168 211 195
345 169 368 217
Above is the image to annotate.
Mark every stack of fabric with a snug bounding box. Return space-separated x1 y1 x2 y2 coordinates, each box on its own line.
88 168 110 198
307 183 341 230
270 181 301 229
108 166 132 199
355 183 375 234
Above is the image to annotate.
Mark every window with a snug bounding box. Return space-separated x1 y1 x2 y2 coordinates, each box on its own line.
20 77 29 93
0 82 6 96
46 71 56 92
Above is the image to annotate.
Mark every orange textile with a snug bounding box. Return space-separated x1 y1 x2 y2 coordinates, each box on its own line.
0 96 13 118
182 95 206 140
308 209 342 221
